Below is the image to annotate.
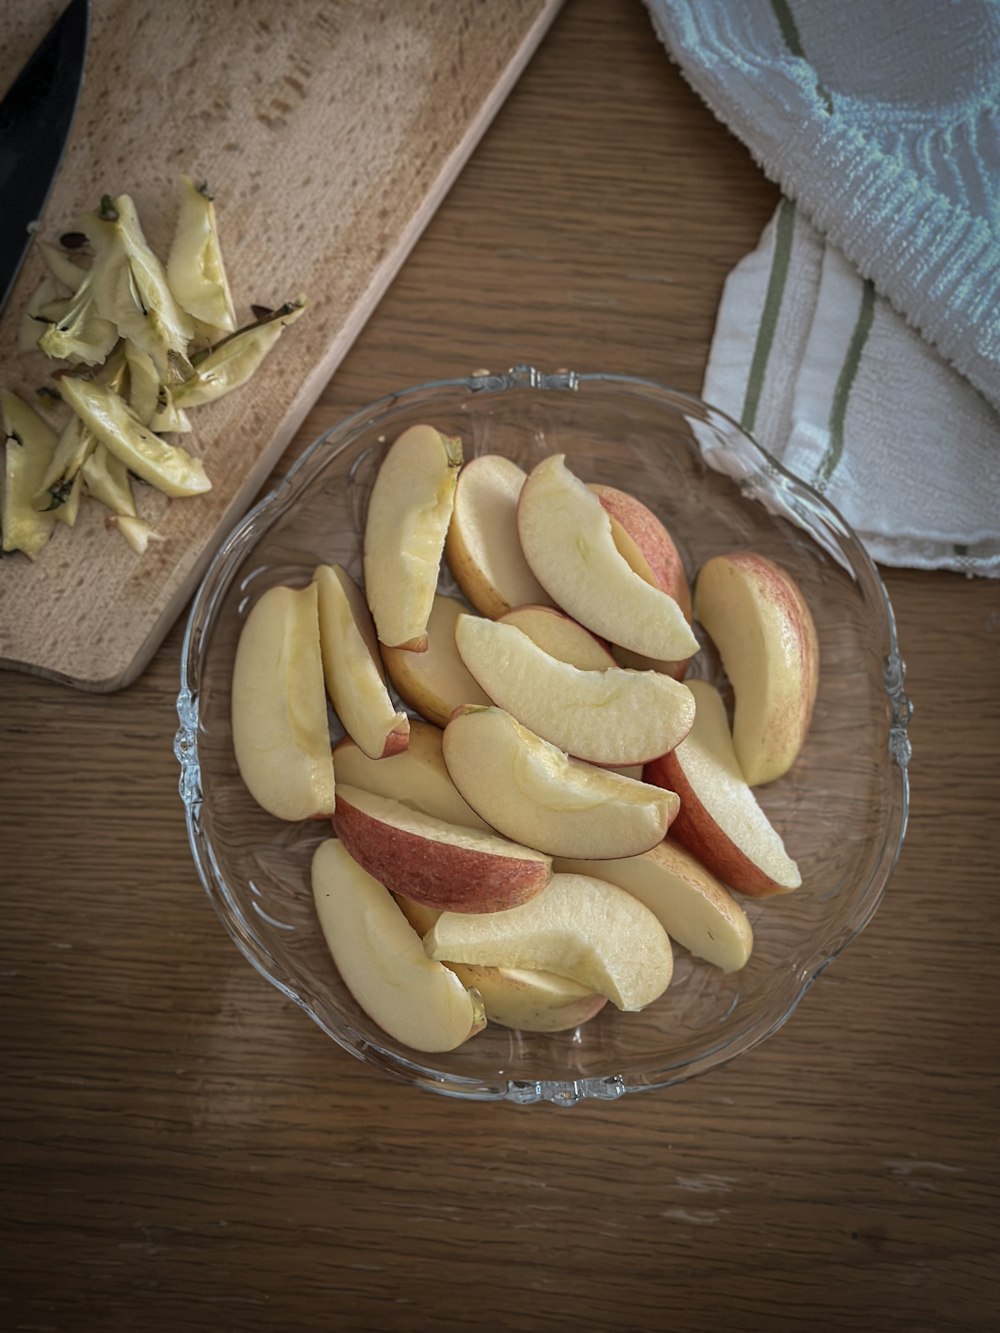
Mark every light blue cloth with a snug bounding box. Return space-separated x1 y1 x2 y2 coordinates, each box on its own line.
645 0 1000 413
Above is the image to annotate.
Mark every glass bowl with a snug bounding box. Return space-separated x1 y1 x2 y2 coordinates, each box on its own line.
175 365 911 1106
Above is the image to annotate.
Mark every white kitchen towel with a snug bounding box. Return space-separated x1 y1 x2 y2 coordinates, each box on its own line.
645 0 1000 574
703 201 1000 574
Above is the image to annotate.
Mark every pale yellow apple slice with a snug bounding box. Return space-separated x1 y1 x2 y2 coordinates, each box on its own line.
393 896 606 1033
454 614 695 766
516 454 698 659
425 873 674 1011
442 705 678 858
498 605 615 670
381 593 490 727
555 839 753 973
644 680 801 897
231 583 336 821
331 784 551 913
448 964 607 1032
591 482 694 679
694 552 820 785
313 563 409 760
589 483 692 619
444 453 552 617
363 424 462 651
312 840 485 1053
333 721 490 830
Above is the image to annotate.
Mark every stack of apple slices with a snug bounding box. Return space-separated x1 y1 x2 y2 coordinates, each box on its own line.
230 424 820 1054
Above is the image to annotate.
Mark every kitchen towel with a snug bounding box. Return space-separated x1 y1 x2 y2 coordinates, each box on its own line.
645 0 1000 574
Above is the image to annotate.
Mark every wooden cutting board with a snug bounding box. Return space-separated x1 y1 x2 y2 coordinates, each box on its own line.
0 0 561 691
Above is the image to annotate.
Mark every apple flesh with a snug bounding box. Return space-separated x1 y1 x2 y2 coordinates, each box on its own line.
333 721 490 830
644 680 801 897
312 840 485 1052
517 454 698 660
313 563 409 760
442 704 678 859
381 593 491 727
331 784 552 913
448 964 607 1032
694 552 819 785
444 453 552 617
590 483 694 680
394 896 606 1032
555 839 753 973
424 872 674 1012
454 613 695 766
589 483 692 620
362 424 462 651
497 604 615 671
231 582 336 821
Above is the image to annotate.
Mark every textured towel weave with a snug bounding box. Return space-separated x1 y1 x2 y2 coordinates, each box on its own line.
645 0 1000 573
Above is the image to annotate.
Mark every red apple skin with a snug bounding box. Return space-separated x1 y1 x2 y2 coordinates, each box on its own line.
381 723 411 759
590 484 692 621
331 795 551 914
643 749 794 899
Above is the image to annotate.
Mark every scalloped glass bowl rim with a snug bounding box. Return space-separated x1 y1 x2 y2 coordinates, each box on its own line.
176 367 911 1106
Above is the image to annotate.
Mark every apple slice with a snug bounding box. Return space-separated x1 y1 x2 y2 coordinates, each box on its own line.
231 582 336 821
448 964 607 1033
590 482 694 680
331 784 552 913
644 680 801 897
694 552 819 785
425 873 674 1011
442 705 678 858
555 839 753 973
362 424 462 651
311 840 485 1052
333 721 491 830
381 593 490 727
498 605 615 670
393 896 606 1033
444 453 552 617
589 483 692 619
516 454 698 659
454 613 695 765
313 563 409 760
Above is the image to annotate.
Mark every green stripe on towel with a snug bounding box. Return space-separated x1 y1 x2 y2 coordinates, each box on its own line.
740 196 796 435
770 0 834 113
815 278 876 491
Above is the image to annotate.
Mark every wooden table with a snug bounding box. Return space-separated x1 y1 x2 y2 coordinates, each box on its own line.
4 3 998 1327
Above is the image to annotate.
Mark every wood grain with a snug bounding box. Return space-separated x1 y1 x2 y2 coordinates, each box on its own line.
2 2 999 1329
0 0 560 690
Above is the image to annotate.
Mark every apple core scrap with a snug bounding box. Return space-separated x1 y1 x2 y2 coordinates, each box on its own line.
231 428 820 1054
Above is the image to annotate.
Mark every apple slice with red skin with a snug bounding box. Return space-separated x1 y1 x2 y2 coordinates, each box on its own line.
589 482 694 680
516 453 698 660
589 483 692 620
694 552 819 786
331 784 552 913
643 680 801 898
